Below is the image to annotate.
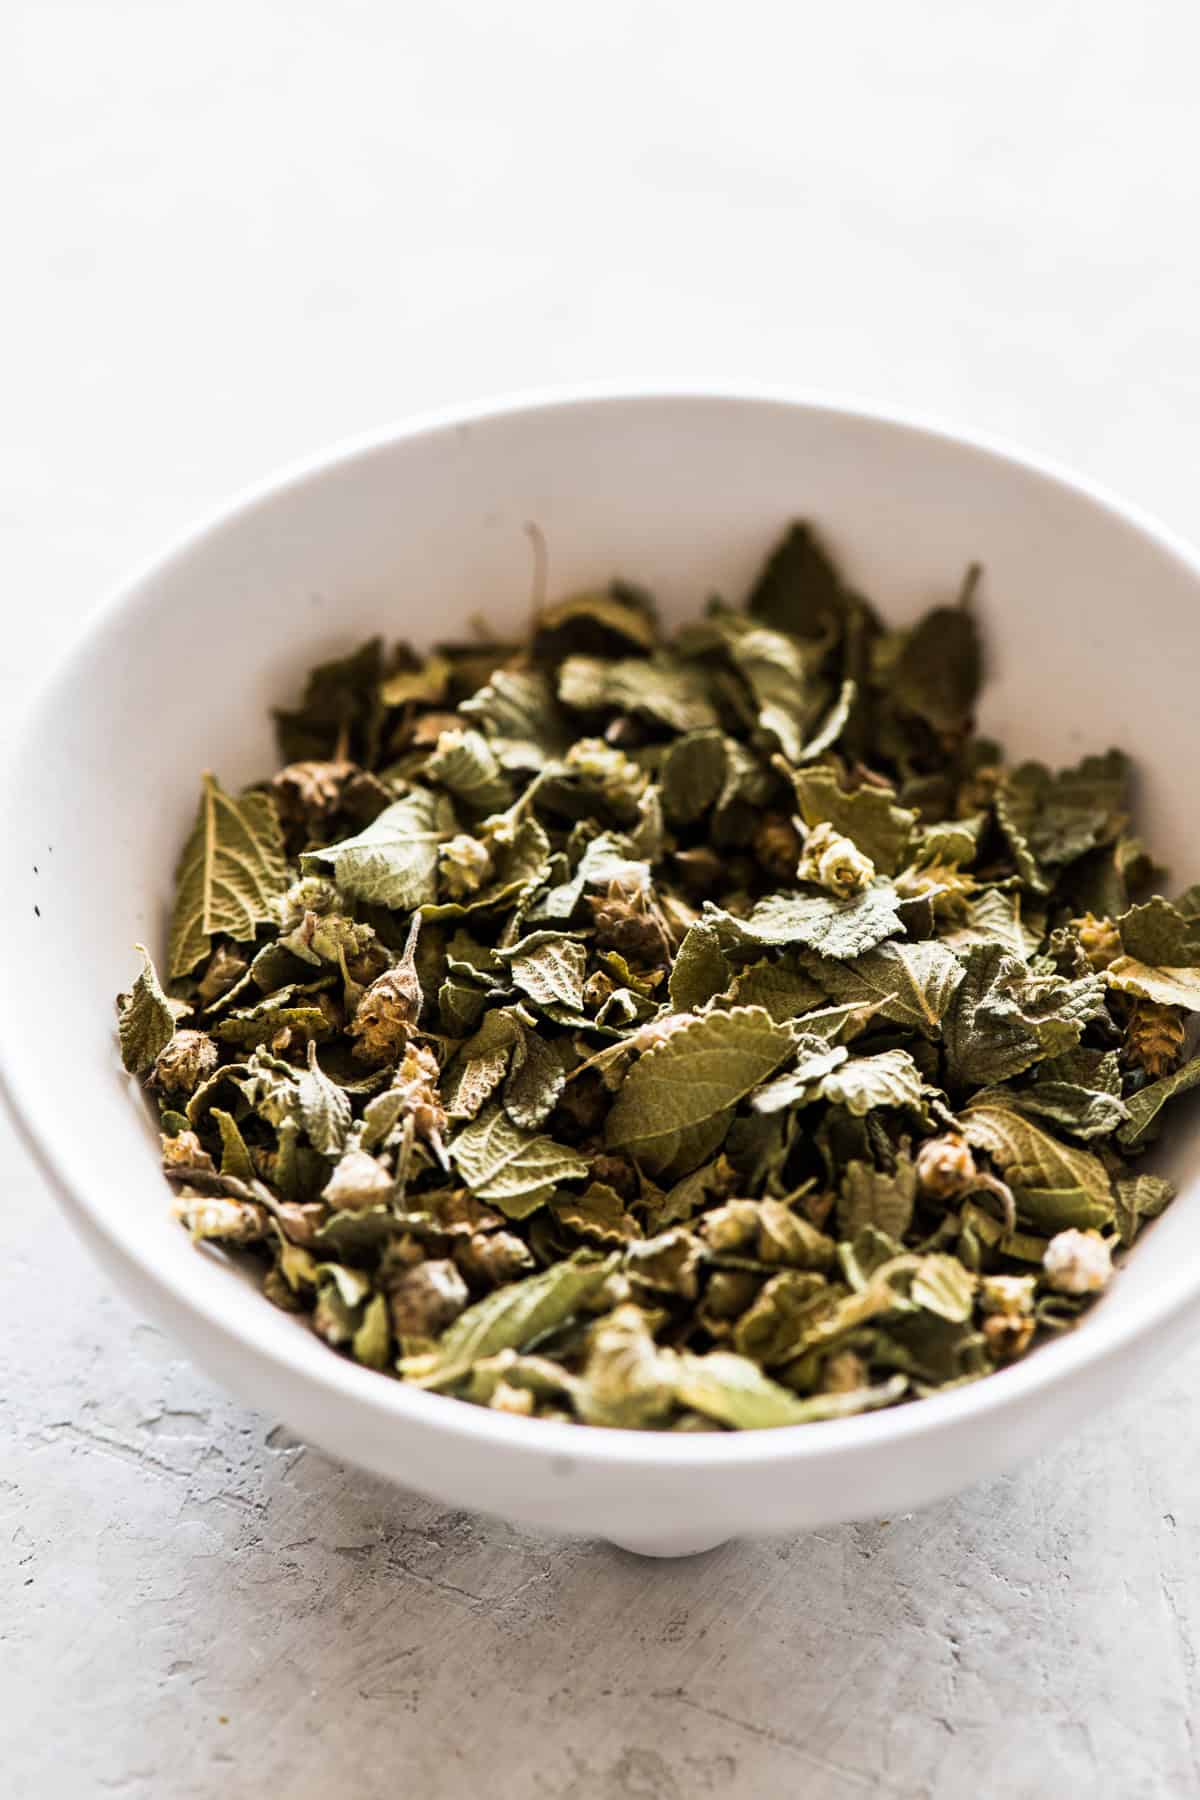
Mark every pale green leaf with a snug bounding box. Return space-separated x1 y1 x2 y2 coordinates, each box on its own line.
674 1352 906 1429
704 884 903 960
816 1048 924 1116
400 1254 618 1389
1118 1054 1200 1149
449 1104 588 1217
117 945 177 1074
1115 1173 1176 1246
1106 958 1200 1011
669 919 731 1012
304 788 452 910
838 1156 918 1239
961 1101 1113 1216
660 729 727 825
425 728 512 813
297 1041 353 1155
605 1006 796 1147
802 940 964 1036
496 931 587 1013
558 653 720 734
169 774 290 978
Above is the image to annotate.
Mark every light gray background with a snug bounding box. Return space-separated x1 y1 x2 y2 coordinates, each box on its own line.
5 5 1200 1795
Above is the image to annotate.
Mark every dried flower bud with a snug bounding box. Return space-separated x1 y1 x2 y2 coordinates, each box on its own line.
982 1312 1035 1362
391 1042 448 1156
978 1273 1037 1318
152 1029 220 1097
277 874 341 930
589 1152 639 1200
587 877 672 970
173 1193 270 1243
454 1229 537 1289
1124 999 1186 1080
703 1268 761 1322
916 1133 978 1199
564 737 647 813
582 969 616 1011
625 1228 701 1299
1042 1229 1113 1296
796 821 875 898
490 1380 536 1416
322 1148 394 1212
272 759 357 831
753 813 803 882
438 833 495 899
350 965 421 1066
894 858 977 922
161 1129 215 1175
1071 912 1122 972
387 1258 469 1340
821 1350 868 1394
699 1199 761 1253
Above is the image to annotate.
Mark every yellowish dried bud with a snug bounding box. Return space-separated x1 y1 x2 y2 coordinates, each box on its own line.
797 821 875 898
152 1029 220 1097
915 1133 978 1199
979 1273 1036 1318
387 1258 469 1340
1071 912 1122 972
322 1148 394 1212
438 833 494 899
1043 1229 1113 1296
821 1350 868 1394
982 1312 1035 1362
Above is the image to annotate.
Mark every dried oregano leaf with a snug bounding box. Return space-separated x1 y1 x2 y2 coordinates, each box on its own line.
449 1104 589 1217
169 774 290 978
129 517 1196 1433
401 1254 619 1389
605 1007 796 1146
117 945 178 1074
303 788 452 910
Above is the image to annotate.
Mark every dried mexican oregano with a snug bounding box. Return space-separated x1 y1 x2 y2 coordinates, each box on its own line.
116 523 1197 1430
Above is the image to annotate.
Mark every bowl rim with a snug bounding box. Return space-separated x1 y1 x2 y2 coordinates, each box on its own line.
8 379 1200 1472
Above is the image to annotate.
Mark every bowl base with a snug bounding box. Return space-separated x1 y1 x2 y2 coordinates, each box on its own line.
607 1527 732 1558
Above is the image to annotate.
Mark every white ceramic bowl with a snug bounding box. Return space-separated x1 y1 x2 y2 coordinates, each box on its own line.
6 389 1200 1557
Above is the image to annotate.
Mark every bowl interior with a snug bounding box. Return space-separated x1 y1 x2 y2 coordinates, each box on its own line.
8 391 1200 1437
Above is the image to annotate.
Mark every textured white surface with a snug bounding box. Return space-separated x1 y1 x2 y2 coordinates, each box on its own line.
5 3 1200 1794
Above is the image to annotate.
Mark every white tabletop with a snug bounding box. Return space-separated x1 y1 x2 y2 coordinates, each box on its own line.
6 6 1200 1794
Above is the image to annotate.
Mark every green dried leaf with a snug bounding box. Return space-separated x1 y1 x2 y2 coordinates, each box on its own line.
705 884 903 960
910 1254 976 1322
168 774 290 978
559 653 720 734
1115 1173 1176 1246
296 1041 353 1155
1118 1054 1200 1150
605 1006 796 1147
802 940 963 1036
944 943 1107 1087
401 1254 618 1389
891 603 981 732
721 958 825 1022
117 945 177 1074
675 1351 904 1429
425 728 512 814
1000 752 1129 873
745 521 848 639
669 919 731 1013
961 1102 1113 1216
460 668 571 771
449 1104 589 1217
838 1156 918 1239
275 637 384 764
940 888 1042 960
1106 958 1200 1011
211 1107 256 1181
661 729 727 825
1117 896 1200 968
304 788 452 911
496 931 587 1014
816 1048 924 1116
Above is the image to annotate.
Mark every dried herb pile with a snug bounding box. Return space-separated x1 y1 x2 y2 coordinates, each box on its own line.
118 523 1200 1431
